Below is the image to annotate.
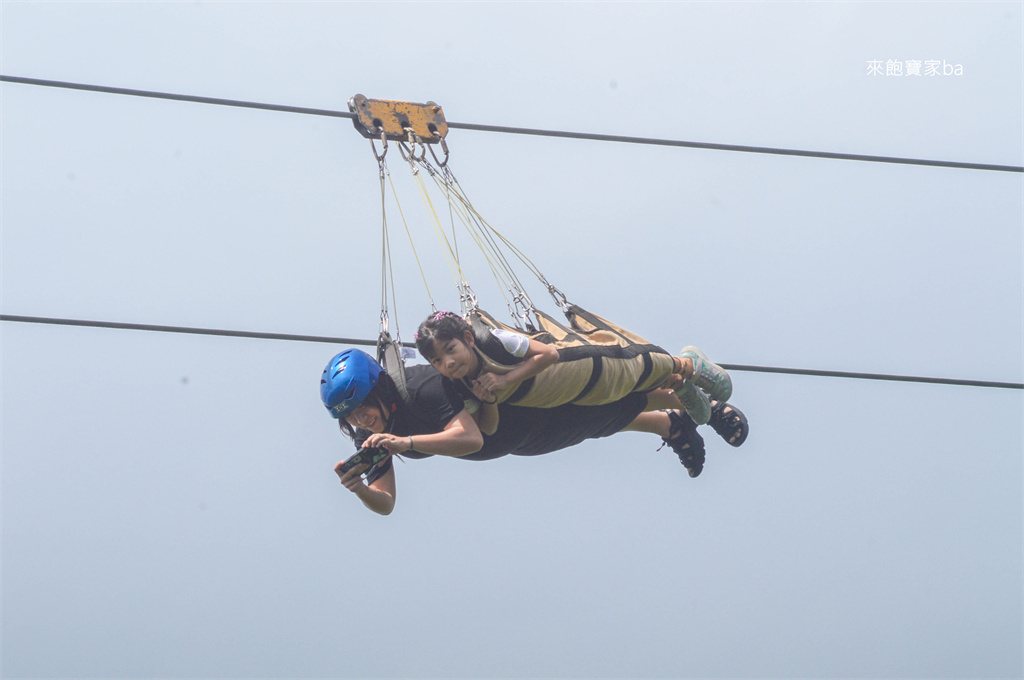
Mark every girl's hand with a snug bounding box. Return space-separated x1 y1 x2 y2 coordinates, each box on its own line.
335 461 369 492
473 372 508 395
470 378 498 403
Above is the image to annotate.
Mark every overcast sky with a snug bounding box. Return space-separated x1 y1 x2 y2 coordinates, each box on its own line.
2 2 1022 678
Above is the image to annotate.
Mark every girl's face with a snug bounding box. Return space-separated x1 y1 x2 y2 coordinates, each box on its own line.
344 400 387 433
429 331 480 380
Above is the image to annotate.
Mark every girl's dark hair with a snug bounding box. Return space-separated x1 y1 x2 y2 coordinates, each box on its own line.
415 311 473 361
336 371 402 441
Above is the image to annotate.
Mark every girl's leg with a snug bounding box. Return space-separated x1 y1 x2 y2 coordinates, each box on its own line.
641 388 684 412
636 394 751 448
669 353 713 425
674 356 695 380
619 410 672 438
660 357 694 392
620 408 705 478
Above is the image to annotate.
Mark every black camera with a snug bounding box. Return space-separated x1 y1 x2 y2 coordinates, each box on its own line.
337 445 391 475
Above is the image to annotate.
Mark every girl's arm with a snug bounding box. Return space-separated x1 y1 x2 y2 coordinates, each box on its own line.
363 409 484 457
472 398 499 436
465 384 499 435
335 460 396 516
474 338 558 394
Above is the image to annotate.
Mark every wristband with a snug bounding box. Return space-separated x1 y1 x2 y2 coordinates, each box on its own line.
408 435 415 452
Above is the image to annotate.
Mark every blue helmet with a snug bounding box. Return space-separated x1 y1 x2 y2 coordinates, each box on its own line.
320 349 383 419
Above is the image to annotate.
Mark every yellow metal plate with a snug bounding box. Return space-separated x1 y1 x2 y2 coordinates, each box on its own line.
348 94 448 142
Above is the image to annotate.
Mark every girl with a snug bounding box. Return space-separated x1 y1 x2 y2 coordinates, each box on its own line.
321 349 749 515
414 310 732 430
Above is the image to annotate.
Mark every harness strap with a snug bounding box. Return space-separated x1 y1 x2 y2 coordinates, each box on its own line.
377 330 411 404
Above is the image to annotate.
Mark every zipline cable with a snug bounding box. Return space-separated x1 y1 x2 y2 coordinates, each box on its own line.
0 313 379 347
2 75 1020 173
3 314 1021 391
4 76 1022 389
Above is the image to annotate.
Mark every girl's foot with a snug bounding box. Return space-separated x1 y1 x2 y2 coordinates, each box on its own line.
708 400 749 447
679 346 732 402
674 381 711 425
662 410 706 478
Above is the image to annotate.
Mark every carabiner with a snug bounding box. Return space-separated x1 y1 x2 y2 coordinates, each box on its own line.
397 140 413 165
400 128 427 163
458 283 479 316
428 135 449 168
546 283 571 312
370 131 388 163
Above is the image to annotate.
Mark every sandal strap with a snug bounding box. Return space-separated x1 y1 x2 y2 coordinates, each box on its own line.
666 409 698 440
708 401 749 447
662 410 705 476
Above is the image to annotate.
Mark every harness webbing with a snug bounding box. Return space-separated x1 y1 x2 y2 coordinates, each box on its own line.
465 305 676 409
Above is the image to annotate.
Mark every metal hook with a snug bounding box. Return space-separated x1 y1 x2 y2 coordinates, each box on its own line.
397 140 412 163
370 131 388 163
458 283 479 317
406 127 427 162
397 125 425 161
517 304 539 334
547 284 570 312
428 135 449 168
507 291 535 331
396 130 425 169
397 145 421 176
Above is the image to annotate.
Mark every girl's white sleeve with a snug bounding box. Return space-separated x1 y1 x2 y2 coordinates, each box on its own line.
489 328 531 357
